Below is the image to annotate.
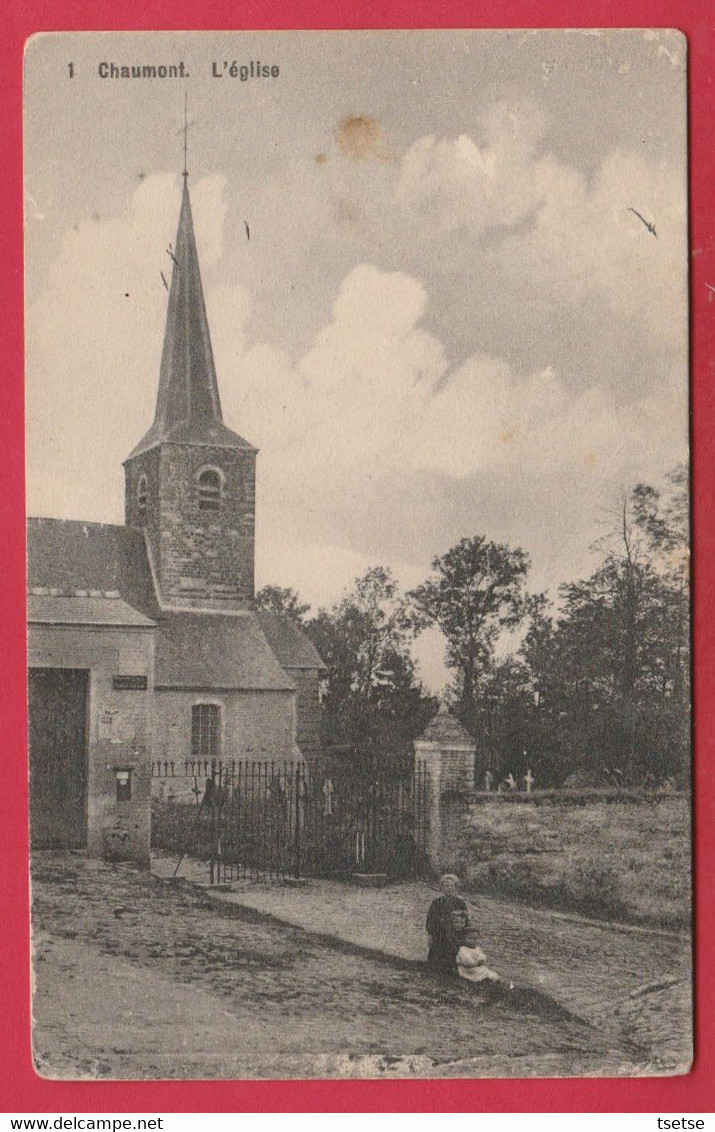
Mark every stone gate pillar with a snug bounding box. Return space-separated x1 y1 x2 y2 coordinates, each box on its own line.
414 707 476 873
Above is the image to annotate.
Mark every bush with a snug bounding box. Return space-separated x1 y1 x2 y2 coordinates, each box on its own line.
559 857 625 919
485 858 534 896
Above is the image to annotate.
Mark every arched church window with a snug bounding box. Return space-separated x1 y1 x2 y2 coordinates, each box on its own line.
197 467 222 510
137 475 148 513
191 703 220 761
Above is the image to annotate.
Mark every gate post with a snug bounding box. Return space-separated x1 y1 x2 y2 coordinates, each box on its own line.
414 708 476 874
294 762 302 879
413 738 442 872
209 761 217 886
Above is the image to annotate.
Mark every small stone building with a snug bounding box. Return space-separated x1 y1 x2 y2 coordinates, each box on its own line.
414 707 477 871
414 707 478 793
27 170 324 863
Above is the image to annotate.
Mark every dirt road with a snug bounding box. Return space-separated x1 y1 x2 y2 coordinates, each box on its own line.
30 854 681 1079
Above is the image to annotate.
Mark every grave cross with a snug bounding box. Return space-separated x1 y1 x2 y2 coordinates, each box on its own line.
322 777 335 816
524 768 535 794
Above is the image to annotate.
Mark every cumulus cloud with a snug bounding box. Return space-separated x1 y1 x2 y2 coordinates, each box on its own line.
223 258 684 483
260 99 684 390
25 97 688 689
218 260 686 609
495 147 687 353
395 99 552 236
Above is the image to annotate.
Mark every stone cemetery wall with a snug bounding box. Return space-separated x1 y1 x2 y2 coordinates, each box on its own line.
437 791 690 930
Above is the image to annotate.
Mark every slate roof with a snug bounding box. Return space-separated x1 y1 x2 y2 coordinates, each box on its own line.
26 517 320 690
418 708 475 746
27 518 159 619
27 593 155 628
154 612 295 691
127 178 253 460
257 612 326 670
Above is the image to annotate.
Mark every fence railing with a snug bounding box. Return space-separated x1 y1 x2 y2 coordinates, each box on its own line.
151 757 429 883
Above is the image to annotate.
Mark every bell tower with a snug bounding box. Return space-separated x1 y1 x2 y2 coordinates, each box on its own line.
124 167 257 610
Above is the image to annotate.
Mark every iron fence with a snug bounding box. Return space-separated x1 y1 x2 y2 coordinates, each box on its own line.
152 757 428 883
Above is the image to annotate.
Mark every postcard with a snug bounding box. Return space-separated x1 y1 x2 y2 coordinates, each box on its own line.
24 29 690 1080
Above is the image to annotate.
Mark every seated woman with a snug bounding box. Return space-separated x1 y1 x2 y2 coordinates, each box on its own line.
425 874 468 976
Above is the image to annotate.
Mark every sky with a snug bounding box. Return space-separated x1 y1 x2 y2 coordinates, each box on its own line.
23 30 689 690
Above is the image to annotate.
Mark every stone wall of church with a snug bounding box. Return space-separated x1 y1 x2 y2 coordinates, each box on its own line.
124 446 160 532
124 447 161 587
285 667 322 766
158 444 255 608
151 687 298 795
28 623 155 865
125 443 256 609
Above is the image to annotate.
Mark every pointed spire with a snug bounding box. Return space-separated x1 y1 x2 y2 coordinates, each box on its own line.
155 178 223 431
127 171 254 459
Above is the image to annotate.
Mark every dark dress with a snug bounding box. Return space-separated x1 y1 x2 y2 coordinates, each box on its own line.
426 893 468 975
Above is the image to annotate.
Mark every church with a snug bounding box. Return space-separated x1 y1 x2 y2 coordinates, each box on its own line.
26 167 324 865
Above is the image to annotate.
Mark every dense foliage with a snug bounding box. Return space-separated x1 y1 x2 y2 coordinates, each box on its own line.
257 568 438 773
257 466 689 786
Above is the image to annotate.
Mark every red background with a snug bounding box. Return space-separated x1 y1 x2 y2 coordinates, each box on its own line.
1 0 712 1114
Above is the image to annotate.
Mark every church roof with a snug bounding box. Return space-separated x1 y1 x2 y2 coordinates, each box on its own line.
27 518 160 618
418 707 475 747
27 593 155 628
26 518 318 691
154 612 296 691
257 611 326 670
126 177 254 460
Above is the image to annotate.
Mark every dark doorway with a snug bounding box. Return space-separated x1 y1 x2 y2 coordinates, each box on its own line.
28 668 89 849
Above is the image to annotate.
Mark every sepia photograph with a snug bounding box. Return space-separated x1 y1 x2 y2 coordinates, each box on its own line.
24 29 691 1080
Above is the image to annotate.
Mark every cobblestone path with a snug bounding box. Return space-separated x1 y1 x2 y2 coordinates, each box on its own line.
154 855 692 1071
30 854 650 1080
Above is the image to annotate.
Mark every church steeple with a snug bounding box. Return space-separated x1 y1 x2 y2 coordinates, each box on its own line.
128 177 253 459
153 178 223 434
124 160 257 611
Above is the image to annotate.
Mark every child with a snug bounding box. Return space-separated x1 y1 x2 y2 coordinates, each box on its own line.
456 929 500 984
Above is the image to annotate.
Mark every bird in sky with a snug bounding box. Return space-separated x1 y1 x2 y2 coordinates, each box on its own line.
160 271 169 292
628 207 657 238
244 220 250 241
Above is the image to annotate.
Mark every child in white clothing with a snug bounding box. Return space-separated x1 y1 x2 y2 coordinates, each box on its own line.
456 930 500 984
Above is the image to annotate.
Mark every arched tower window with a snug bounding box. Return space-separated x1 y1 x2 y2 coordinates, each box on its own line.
197 467 223 511
191 703 221 760
137 475 148 513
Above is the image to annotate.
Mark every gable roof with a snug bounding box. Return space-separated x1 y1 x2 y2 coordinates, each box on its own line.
154 612 295 691
27 518 159 619
126 178 254 460
26 518 321 689
256 611 326 670
27 593 155 628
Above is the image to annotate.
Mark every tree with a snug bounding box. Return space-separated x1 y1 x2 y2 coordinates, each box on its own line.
517 477 689 785
467 656 536 783
408 536 530 734
306 566 437 768
632 464 689 707
255 584 311 627
632 463 690 779
557 559 673 769
632 463 688 564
